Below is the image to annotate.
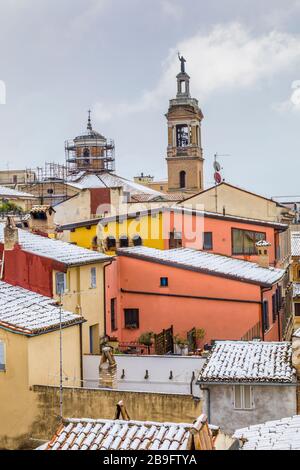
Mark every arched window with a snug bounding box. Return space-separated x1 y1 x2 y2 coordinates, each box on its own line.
106 236 116 251
119 235 129 248
179 170 186 189
92 236 98 251
133 235 142 247
83 147 90 164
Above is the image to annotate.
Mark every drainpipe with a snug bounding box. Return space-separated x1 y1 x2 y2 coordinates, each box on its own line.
261 286 275 341
0 250 4 280
103 259 115 337
190 371 195 396
79 323 83 388
200 385 211 423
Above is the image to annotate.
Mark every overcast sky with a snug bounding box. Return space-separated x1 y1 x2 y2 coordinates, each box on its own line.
1 0 300 197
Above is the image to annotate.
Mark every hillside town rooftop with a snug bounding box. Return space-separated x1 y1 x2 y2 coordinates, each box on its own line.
0 223 112 266
117 247 285 287
0 281 84 335
0 185 35 199
99 205 288 230
42 414 214 451
291 232 300 257
233 415 300 450
197 341 294 384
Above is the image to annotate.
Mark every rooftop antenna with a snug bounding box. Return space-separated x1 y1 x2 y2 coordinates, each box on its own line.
213 153 230 213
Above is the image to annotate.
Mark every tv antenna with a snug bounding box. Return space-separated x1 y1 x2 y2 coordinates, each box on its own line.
213 153 230 212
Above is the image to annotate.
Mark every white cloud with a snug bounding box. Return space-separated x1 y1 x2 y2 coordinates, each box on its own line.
161 1 183 20
94 23 300 122
274 80 300 112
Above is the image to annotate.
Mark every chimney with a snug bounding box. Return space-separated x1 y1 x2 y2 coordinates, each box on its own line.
114 401 130 420
99 346 117 389
29 205 56 236
4 216 19 251
256 240 271 268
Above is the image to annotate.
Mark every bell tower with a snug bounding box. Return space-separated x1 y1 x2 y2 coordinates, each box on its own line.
166 55 204 193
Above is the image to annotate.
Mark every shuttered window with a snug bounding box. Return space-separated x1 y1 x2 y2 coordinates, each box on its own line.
0 342 5 371
90 267 97 289
234 385 253 410
55 272 66 296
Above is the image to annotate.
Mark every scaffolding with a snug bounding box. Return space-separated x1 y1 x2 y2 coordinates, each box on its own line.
65 135 115 175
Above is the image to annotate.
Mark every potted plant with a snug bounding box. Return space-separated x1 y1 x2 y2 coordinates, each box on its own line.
173 334 189 355
138 331 154 354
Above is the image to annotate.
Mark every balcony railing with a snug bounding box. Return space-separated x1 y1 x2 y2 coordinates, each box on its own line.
241 322 262 341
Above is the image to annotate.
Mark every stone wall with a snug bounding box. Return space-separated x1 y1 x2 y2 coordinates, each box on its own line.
28 385 202 449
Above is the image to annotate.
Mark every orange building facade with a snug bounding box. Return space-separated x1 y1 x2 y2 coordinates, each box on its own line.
105 247 284 348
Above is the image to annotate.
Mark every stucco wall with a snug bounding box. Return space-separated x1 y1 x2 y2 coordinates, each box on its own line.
83 354 206 396
29 385 202 447
0 325 82 449
54 189 91 225
54 263 107 354
204 384 297 434
106 255 277 343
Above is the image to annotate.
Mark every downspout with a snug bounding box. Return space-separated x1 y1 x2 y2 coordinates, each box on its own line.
79 323 83 388
200 385 211 423
103 259 115 337
0 250 4 280
190 371 195 396
261 286 276 341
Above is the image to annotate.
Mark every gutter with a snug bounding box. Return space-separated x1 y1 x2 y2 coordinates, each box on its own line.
197 380 297 387
200 385 211 423
103 258 116 336
0 319 86 337
120 288 262 305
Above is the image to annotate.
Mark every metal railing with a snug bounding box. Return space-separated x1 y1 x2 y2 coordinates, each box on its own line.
241 322 262 341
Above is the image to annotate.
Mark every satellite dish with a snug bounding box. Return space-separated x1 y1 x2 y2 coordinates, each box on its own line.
213 161 221 172
214 172 222 184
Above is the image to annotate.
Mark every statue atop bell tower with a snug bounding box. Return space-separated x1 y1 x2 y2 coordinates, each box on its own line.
166 56 204 193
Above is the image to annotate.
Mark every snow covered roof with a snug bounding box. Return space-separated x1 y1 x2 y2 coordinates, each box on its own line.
0 281 84 335
100 205 288 230
291 232 300 256
117 247 285 286
0 185 35 199
293 283 300 298
43 414 213 451
0 223 111 266
197 341 295 384
66 171 163 198
233 415 300 450
293 328 300 338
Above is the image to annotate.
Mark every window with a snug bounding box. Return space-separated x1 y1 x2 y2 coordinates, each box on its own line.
133 235 142 247
90 267 97 289
234 385 253 410
55 272 66 296
124 309 139 329
47 188 54 194
89 324 99 354
232 229 266 255
160 277 168 287
0 342 5 371
169 231 182 249
263 300 269 332
119 236 129 248
111 298 117 331
179 170 186 189
176 124 189 147
295 304 300 317
13 175 17 184
272 294 277 323
106 236 116 251
203 232 213 250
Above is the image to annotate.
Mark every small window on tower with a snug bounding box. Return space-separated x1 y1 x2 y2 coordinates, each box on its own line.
179 171 186 189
